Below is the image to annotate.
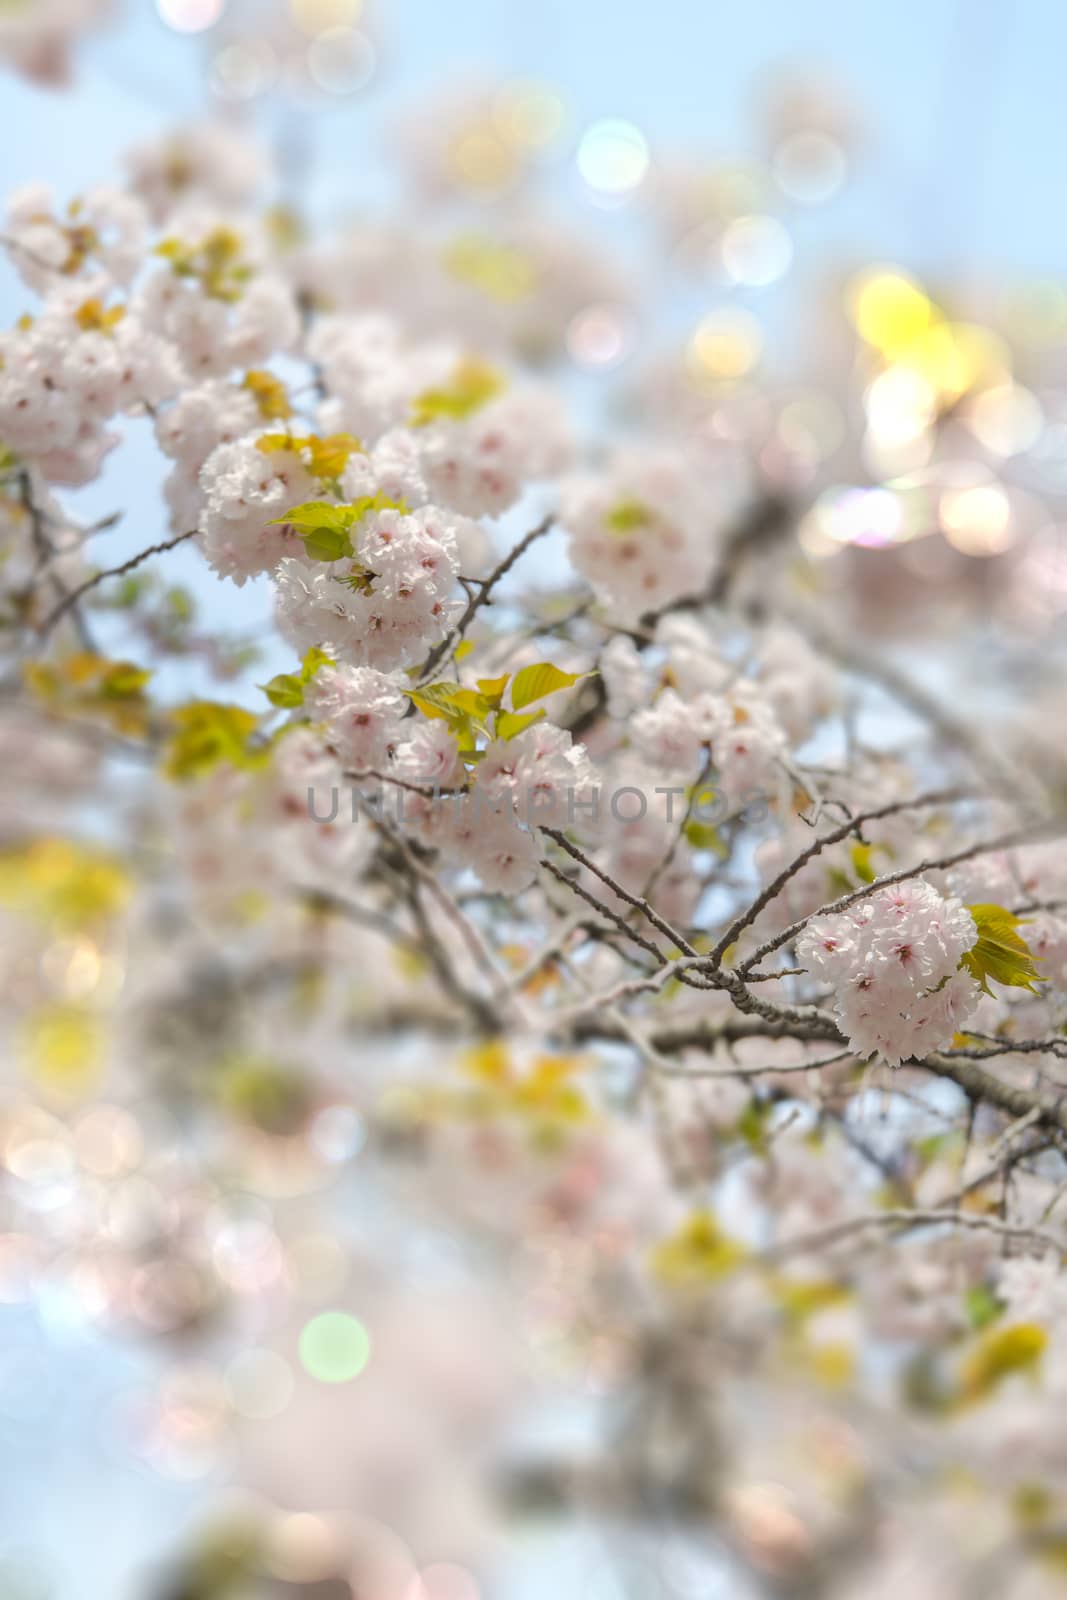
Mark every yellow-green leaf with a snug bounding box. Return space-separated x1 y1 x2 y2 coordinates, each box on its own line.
300 646 332 683
960 903 1042 996
684 819 727 856
268 501 355 561
442 234 537 304
476 675 510 712
961 1320 1047 1400
270 500 354 534
410 357 504 428
164 701 262 781
496 708 545 741
605 497 652 533
510 661 587 711
261 673 304 709
965 1283 1003 1331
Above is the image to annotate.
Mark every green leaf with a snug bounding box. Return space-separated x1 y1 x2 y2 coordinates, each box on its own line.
99 662 152 698
496 708 545 741
965 1283 1004 1332
305 526 354 562
111 575 148 608
684 819 728 856
960 903 1042 996
165 585 195 622
261 673 305 709
269 501 357 560
737 1097 772 1148
510 661 588 711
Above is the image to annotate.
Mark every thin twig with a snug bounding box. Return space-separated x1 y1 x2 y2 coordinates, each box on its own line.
38 529 198 638
417 513 554 683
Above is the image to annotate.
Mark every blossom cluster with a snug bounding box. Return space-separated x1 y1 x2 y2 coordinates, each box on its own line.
302 660 594 891
560 449 714 623
798 879 981 1064
0 0 111 85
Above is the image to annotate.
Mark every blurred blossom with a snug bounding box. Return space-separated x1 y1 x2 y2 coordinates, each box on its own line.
310 1103 366 1161
267 1511 346 1581
940 480 1016 556
157 0 226 31
721 214 793 287
227 1347 295 1418
773 130 847 203
966 382 1044 456
800 485 905 556
409 1563 482 1600
210 38 278 98
299 1310 371 1382
290 0 364 31
566 304 634 369
71 1104 142 1175
306 24 375 93
577 119 650 199
687 309 763 382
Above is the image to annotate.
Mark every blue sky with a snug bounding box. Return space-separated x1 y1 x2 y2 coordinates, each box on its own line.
1 0 1064 271
1 0 1064 272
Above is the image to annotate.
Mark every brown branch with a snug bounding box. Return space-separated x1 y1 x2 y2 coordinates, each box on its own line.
417 512 554 684
37 528 198 638
708 788 971 967
737 818 1064 977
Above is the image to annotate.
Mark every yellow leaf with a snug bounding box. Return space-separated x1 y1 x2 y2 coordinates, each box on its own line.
75 298 125 334
410 357 504 427
442 234 537 304
652 1210 746 1286
0 838 130 928
807 1340 854 1388
242 369 292 421
510 661 587 711
305 433 363 479
22 1004 104 1096
462 1039 512 1084
961 1321 1047 1400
